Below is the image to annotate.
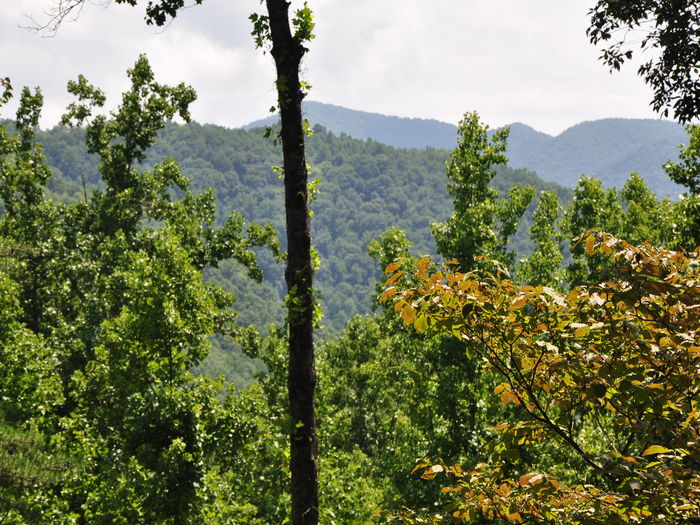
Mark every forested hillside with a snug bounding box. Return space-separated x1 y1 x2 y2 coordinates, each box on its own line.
247 101 687 196
510 118 688 196
38 121 569 334
4 1 700 523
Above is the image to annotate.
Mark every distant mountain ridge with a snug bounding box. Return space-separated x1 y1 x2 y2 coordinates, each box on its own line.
244 101 458 149
513 118 688 196
244 101 688 196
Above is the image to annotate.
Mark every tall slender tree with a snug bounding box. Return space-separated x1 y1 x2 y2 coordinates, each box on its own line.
35 1 319 523
255 2 318 523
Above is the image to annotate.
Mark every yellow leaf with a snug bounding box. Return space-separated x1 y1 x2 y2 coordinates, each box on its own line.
529 473 544 485
674 504 695 511
575 325 590 337
518 473 532 486
421 464 443 480
385 270 405 286
378 286 398 302
414 314 428 333
417 257 430 278
410 459 429 474
585 235 596 256
563 373 574 386
642 445 672 456
519 472 544 486
401 305 415 325
501 390 512 406
494 383 508 395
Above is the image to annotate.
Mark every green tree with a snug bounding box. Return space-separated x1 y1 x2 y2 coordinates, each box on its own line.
618 172 675 247
39 1 321 521
431 112 534 272
666 125 700 195
562 176 623 285
251 5 320 522
0 57 279 522
665 125 700 249
518 190 564 288
588 0 700 122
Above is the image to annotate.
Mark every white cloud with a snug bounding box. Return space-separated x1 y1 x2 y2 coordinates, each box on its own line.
1 0 664 134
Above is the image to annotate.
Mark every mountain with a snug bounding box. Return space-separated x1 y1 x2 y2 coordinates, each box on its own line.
501 122 553 164
244 100 459 149
506 119 688 197
244 102 689 196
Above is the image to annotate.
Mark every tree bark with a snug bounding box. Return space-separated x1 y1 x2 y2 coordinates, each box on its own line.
265 1 318 524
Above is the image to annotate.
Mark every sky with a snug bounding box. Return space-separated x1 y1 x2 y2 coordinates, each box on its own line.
1 0 664 136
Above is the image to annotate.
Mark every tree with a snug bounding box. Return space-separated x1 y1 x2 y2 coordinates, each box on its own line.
431 112 534 272
0 57 281 522
37 1 320 522
381 232 700 524
518 190 564 288
665 125 700 250
252 5 319 523
587 0 700 122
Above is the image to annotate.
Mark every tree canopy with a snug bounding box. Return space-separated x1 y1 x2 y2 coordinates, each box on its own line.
588 0 700 122
382 232 700 523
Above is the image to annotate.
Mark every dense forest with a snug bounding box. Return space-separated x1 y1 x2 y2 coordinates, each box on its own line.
2 1 700 524
31 116 574 385
37 119 570 328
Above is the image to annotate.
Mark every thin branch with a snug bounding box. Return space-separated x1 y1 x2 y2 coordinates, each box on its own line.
21 0 108 36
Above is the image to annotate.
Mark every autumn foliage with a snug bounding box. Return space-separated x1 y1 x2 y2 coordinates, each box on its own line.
380 232 700 523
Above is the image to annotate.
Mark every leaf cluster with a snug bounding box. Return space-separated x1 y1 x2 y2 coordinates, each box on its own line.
382 232 700 523
587 0 700 123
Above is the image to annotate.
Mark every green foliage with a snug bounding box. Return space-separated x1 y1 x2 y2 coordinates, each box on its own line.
665 125 700 249
432 112 534 271
316 312 510 521
35 119 566 335
588 0 700 122
0 77 11 106
0 57 280 522
518 190 564 287
558 169 700 289
291 2 315 48
666 125 700 195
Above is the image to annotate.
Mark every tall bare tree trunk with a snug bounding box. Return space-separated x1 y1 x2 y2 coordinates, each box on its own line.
265 1 318 524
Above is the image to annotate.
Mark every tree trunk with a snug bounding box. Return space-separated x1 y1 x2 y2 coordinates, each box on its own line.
265 1 318 524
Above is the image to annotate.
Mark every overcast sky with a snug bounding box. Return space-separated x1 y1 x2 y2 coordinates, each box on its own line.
1 0 663 136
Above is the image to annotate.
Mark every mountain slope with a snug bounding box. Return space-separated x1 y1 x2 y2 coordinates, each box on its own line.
245 102 688 196
507 119 688 196
38 122 568 334
245 100 459 149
